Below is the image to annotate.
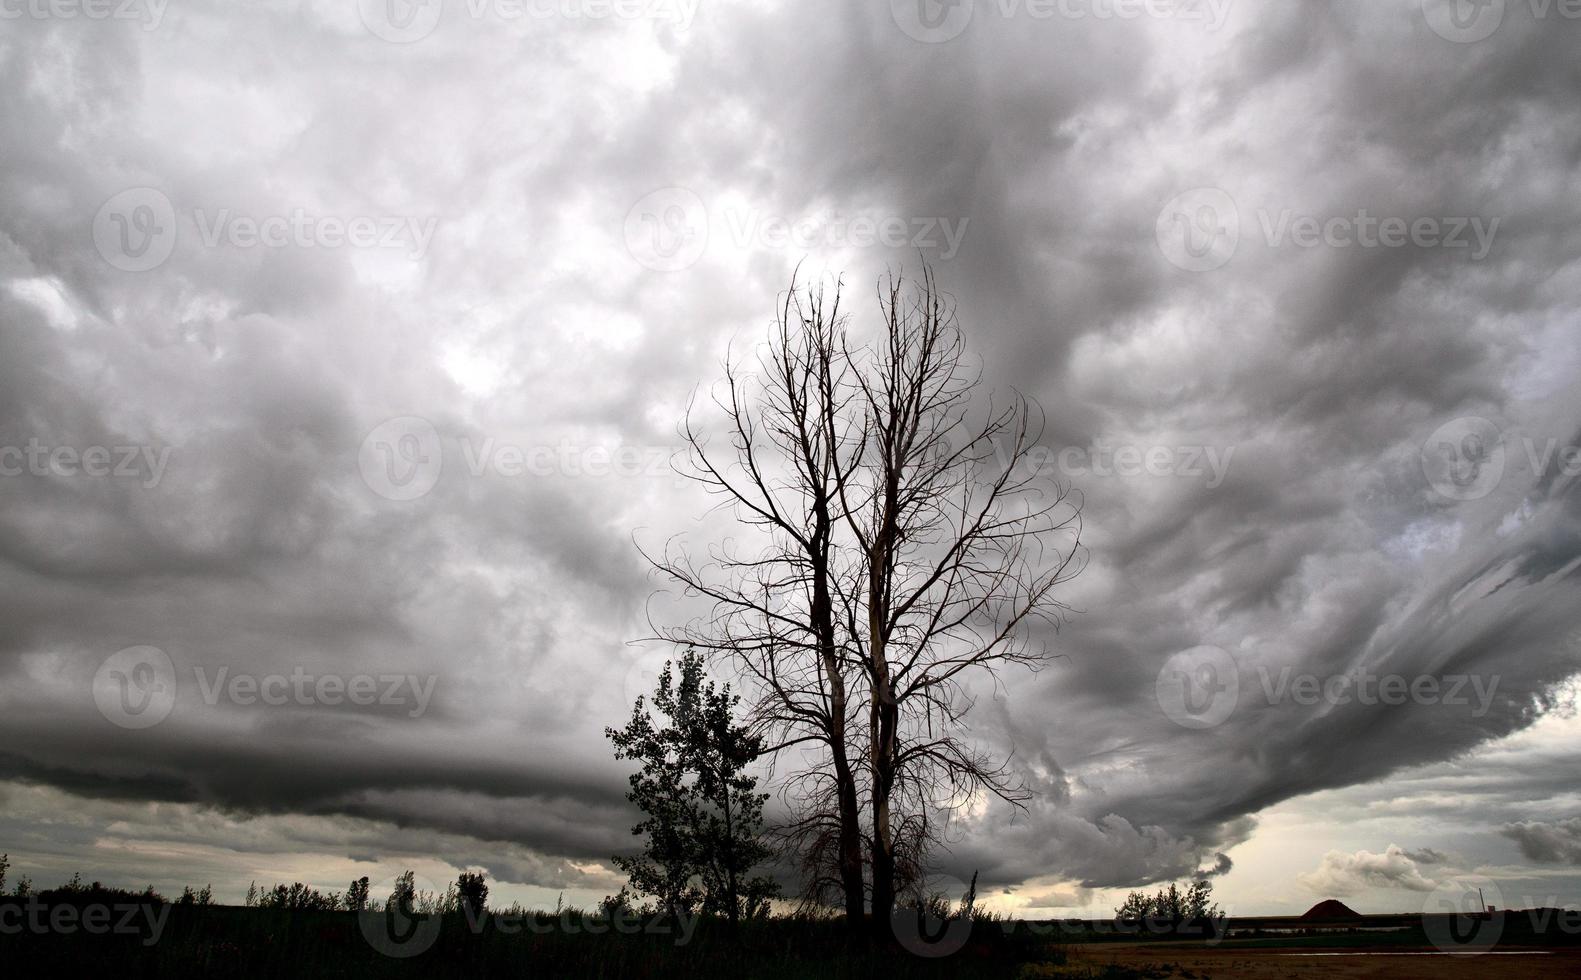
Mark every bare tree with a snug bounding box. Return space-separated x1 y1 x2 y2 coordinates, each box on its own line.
833 268 1083 928
644 276 869 931
645 266 1082 937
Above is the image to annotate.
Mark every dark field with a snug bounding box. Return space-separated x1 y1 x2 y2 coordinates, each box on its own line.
4 899 1579 979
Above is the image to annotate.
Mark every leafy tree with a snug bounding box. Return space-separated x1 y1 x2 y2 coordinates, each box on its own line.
389 870 417 914
259 882 337 911
345 875 371 912
1184 879 1222 920
1114 879 1222 929
178 884 214 906
456 871 488 916
607 649 780 926
0 853 8 894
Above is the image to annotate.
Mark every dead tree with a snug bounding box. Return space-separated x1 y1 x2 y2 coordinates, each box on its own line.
832 269 1084 931
646 267 1083 937
644 277 869 932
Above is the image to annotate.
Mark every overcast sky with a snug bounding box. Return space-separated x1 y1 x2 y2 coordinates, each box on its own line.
2 0 1580 918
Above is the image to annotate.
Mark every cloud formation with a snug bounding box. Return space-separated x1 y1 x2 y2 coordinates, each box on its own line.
1 1 1580 908
1297 846 1439 897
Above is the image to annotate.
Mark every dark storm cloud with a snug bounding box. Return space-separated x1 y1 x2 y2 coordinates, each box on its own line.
1503 819 1581 865
1 0 1580 900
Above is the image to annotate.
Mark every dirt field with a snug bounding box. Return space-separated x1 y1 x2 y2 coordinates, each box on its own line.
1063 943 1581 979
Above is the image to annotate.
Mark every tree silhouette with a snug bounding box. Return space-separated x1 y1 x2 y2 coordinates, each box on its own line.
648 266 1083 935
607 649 779 927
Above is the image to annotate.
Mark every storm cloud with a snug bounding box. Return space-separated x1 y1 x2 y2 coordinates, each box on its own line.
2 0 1580 912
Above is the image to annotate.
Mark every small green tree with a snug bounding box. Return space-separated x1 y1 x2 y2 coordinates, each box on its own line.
607 650 780 926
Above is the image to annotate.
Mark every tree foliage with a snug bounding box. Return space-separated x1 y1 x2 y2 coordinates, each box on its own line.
1114 879 1223 925
606 649 780 924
